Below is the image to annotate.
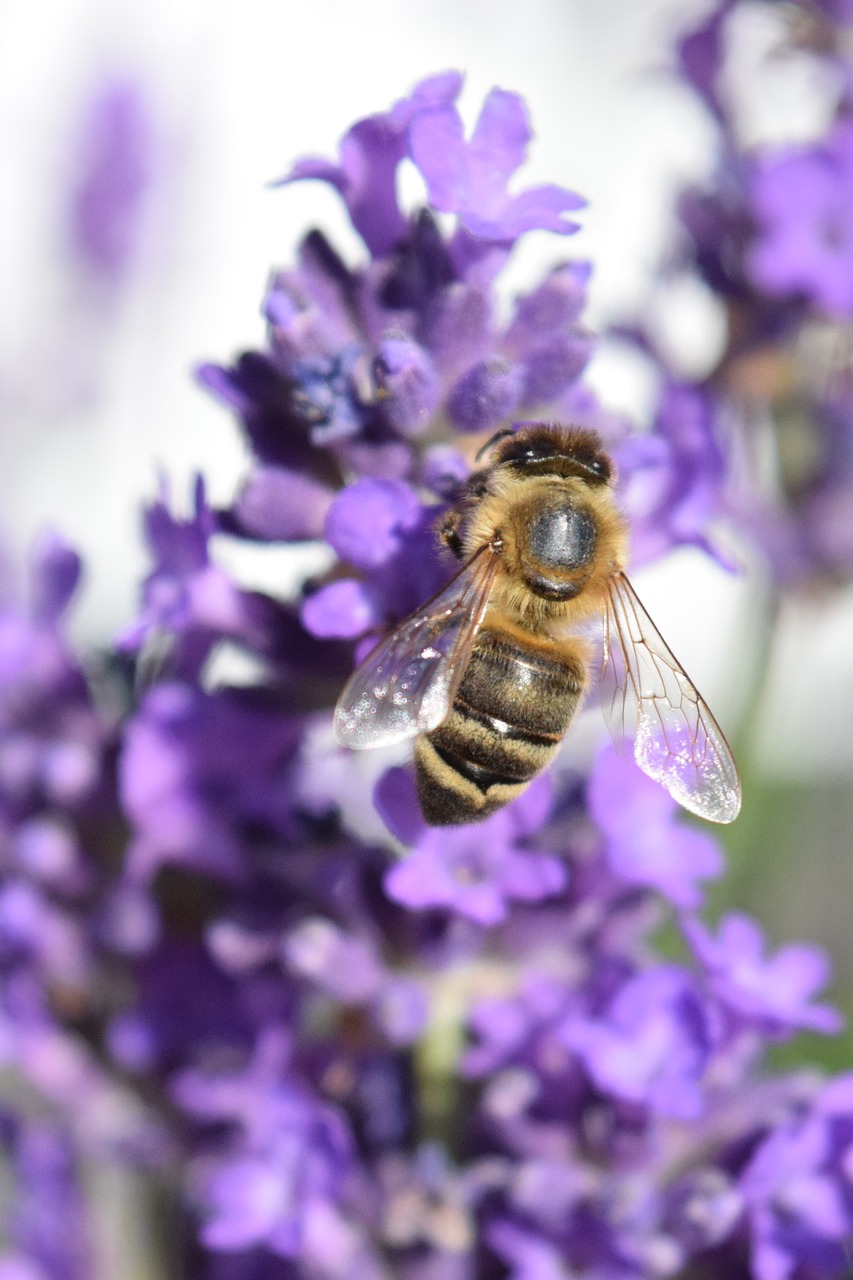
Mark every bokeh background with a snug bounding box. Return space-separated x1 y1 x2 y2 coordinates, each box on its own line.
1 0 852 1066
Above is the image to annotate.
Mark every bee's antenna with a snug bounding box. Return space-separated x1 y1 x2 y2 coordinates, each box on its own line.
475 427 516 462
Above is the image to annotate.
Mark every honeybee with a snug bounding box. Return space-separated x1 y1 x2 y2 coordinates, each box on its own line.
334 423 741 827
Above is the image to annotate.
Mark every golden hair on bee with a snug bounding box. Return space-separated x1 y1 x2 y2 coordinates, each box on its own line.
335 422 741 828
446 424 629 637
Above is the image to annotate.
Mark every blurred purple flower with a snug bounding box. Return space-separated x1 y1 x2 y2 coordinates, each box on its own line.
615 383 731 570
67 79 154 279
175 1028 383 1274
383 773 564 925
106 935 291 1072
0 532 103 816
324 478 422 569
683 912 843 1037
227 465 335 542
588 746 723 908
561 965 713 1118
675 0 735 122
669 2 853 592
748 122 853 318
0 1117 92 1280
463 971 577 1082
118 681 302 884
282 915 427 1044
740 1075 853 1280
487 1219 574 1280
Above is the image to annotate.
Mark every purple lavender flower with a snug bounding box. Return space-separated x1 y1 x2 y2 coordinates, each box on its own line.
3 47 853 1280
383 773 565 925
174 1028 384 1275
0 1116 92 1280
665 1 853 590
109 43 853 1280
301 477 443 642
587 745 723 908
675 0 735 123
683 912 843 1038
118 477 284 680
0 532 103 815
280 73 583 271
748 121 853 318
281 915 428 1044
618 382 731 569
228 465 335 543
740 1075 853 1280
278 71 463 259
200 72 595 565
67 78 154 279
118 680 303 885
561 965 713 1119
407 84 585 282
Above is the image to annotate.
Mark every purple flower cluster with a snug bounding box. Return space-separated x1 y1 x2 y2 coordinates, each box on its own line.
197 71 613 652
667 0 853 587
3 26 853 1280
0 533 170 1275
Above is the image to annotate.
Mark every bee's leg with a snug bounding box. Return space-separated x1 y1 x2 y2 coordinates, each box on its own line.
439 509 465 560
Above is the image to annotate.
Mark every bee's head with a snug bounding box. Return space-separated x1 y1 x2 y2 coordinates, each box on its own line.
458 422 627 603
485 422 613 487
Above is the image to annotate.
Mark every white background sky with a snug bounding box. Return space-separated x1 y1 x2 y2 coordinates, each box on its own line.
1 0 852 781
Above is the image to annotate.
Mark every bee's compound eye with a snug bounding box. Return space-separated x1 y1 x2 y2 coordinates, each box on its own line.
529 505 597 570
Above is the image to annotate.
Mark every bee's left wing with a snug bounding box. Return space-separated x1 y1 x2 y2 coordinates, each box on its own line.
600 571 741 823
334 543 501 750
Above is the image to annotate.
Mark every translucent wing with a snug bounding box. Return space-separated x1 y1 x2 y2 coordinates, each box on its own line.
600 572 741 823
334 544 501 750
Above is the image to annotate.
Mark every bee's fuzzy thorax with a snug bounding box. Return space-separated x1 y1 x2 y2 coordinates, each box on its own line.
453 461 629 636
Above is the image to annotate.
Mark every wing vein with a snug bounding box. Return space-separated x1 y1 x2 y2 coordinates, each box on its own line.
600 572 741 824
334 543 501 750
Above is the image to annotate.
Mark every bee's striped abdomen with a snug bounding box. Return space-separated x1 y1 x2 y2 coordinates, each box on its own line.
415 627 585 826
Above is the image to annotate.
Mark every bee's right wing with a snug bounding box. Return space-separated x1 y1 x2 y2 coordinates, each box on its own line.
334 543 502 750
600 571 741 824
